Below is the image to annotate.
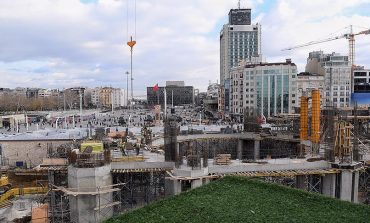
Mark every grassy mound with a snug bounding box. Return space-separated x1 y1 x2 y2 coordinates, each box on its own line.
106 176 370 223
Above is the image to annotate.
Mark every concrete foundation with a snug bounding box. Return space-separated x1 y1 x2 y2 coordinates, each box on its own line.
352 171 359 203
68 165 113 223
339 170 360 203
340 170 353 202
254 140 260 160
191 179 203 189
165 179 182 196
322 174 336 198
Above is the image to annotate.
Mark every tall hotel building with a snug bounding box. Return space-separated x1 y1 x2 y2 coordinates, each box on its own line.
219 8 261 113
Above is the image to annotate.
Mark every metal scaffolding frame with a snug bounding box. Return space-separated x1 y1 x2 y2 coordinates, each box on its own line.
112 171 166 212
358 166 370 204
48 183 124 223
261 176 296 188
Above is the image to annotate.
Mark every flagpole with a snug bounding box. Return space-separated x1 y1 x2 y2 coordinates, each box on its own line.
157 87 159 105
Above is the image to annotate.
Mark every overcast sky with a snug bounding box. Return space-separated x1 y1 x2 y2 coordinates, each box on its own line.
1 0 370 96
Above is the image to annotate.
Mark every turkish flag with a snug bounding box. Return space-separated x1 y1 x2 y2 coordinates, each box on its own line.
153 83 159 92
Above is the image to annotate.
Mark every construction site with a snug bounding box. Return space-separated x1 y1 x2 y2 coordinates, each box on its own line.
0 12 369 223
0 90 368 222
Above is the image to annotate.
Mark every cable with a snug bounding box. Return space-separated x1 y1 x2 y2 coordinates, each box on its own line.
134 0 137 40
126 0 129 42
352 25 370 30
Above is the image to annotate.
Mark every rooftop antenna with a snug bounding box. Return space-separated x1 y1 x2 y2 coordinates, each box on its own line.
238 0 241 9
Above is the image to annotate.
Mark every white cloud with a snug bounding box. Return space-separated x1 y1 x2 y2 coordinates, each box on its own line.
0 0 369 93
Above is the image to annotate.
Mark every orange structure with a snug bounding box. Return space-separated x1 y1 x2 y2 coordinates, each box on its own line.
299 96 309 140
311 89 321 143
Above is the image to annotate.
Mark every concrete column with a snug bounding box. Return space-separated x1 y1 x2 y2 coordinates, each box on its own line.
175 142 180 168
68 165 113 223
237 139 243 160
340 170 353 202
352 171 359 203
296 175 306 190
191 179 202 189
203 178 210 186
165 179 182 196
254 140 260 160
322 174 336 198
203 140 209 168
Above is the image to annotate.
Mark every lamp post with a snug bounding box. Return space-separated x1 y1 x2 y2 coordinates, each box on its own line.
126 71 129 107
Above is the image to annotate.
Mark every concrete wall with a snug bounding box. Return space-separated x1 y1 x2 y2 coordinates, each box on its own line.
0 140 73 167
68 165 113 223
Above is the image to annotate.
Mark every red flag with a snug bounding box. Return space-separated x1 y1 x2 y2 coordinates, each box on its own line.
153 83 159 92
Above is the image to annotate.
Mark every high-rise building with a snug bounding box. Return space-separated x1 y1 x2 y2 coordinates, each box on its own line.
219 7 261 113
305 51 351 108
229 59 298 118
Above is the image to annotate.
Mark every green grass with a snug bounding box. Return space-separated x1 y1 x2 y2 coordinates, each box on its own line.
106 176 370 223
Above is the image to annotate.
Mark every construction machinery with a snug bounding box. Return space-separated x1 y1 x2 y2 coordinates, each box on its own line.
0 174 48 204
0 174 11 195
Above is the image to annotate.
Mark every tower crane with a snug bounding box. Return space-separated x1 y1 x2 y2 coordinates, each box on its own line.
282 25 370 66
282 25 370 92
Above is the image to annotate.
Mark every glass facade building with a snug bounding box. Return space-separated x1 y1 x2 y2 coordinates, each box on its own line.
230 60 297 117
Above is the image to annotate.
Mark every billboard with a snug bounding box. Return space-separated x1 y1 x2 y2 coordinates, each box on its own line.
351 93 370 108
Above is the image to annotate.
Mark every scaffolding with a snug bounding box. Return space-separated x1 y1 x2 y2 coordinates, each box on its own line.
321 104 336 161
48 183 124 223
334 121 354 164
358 165 370 204
112 171 165 211
163 115 178 164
